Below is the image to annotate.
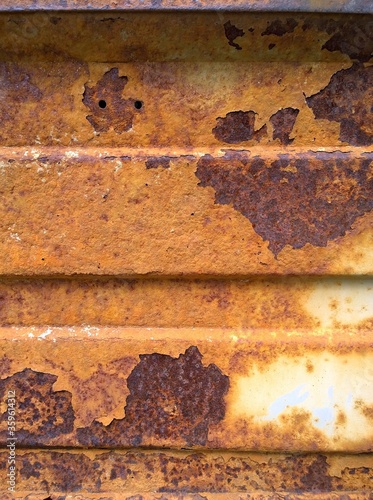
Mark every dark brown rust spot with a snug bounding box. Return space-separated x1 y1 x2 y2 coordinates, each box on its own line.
145 156 172 169
261 18 298 36
306 63 373 146
223 21 245 50
0 354 11 377
300 455 333 492
0 63 42 139
302 17 373 62
0 369 74 445
213 111 267 144
21 452 100 492
83 68 142 133
7 450 372 493
0 63 42 103
77 346 229 447
270 107 299 145
196 151 373 256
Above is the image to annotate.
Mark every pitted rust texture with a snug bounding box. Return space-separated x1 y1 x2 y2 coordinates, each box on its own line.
0 450 372 494
196 151 373 256
145 157 172 169
213 107 300 146
83 68 143 133
0 369 74 445
302 17 373 62
77 346 229 447
0 63 42 140
261 18 298 36
223 21 245 50
213 111 267 144
270 107 299 145
306 64 373 146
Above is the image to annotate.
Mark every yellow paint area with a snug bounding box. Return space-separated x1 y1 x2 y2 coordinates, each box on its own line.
306 279 373 328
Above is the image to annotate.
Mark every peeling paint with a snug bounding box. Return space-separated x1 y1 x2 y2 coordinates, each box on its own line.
270 107 299 145
223 21 245 50
261 18 298 36
306 64 373 146
196 151 373 256
213 111 267 144
77 346 229 447
83 68 143 134
0 369 75 445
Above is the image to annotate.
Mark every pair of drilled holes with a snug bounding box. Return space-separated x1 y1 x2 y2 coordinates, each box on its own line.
98 99 143 109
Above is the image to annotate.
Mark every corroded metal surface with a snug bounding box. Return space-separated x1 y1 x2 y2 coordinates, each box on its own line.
0 8 372 496
0 12 372 274
0 327 372 451
0 277 372 330
0 0 372 12
0 449 372 496
0 149 372 275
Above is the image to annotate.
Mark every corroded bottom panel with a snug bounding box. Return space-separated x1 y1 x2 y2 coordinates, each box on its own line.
1 449 372 496
0 327 372 452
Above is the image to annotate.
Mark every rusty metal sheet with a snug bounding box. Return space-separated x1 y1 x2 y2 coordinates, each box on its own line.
0 277 372 331
0 327 372 451
0 8 372 496
0 149 372 276
0 0 372 13
0 449 372 496
0 12 372 275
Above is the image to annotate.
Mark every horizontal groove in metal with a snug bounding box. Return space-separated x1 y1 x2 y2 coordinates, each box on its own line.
0 9 372 494
1 326 372 452
1 449 372 496
0 276 371 330
0 0 372 13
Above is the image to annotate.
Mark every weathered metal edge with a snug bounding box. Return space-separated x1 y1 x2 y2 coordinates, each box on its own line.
0 0 372 13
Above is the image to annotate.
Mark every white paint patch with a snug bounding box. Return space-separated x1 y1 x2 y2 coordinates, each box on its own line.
31 148 40 159
65 150 79 159
230 353 373 441
306 279 373 328
38 328 53 339
9 233 21 242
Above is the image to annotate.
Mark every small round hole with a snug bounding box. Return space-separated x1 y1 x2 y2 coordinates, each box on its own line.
98 100 107 109
134 100 143 109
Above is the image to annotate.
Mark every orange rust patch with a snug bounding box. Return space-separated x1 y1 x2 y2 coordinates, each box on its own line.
336 411 347 426
306 360 314 373
355 400 373 420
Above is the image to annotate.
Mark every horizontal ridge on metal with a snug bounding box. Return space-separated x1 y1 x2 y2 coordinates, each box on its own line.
0 0 372 13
